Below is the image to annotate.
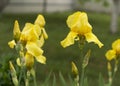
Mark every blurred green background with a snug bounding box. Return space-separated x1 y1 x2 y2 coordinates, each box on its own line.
0 11 120 85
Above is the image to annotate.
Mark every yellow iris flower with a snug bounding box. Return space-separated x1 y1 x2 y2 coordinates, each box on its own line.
105 39 120 61
112 39 120 55
8 14 48 66
61 11 103 48
105 50 116 61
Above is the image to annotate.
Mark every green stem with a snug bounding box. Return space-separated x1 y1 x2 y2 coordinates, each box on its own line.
80 67 85 86
31 68 37 86
33 72 37 86
111 60 118 86
25 71 30 86
108 60 118 86
18 67 23 86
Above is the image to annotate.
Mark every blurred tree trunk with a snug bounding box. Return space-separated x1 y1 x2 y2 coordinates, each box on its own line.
0 0 9 12
110 0 120 34
43 0 47 13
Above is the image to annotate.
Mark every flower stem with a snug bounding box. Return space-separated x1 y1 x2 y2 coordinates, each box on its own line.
80 67 85 86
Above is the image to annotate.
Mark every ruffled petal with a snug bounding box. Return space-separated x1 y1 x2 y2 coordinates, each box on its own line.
34 14 45 27
26 42 43 57
35 55 46 64
22 23 33 32
85 32 104 48
67 11 81 29
20 28 39 42
105 49 116 61
61 31 78 48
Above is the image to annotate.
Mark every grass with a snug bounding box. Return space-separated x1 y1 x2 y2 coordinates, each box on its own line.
0 11 120 86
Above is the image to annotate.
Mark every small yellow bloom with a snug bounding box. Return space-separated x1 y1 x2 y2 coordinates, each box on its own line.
105 50 116 61
71 61 78 75
13 20 21 40
105 39 120 61
8 40 16 48
112 39 120 54
61 11 103 48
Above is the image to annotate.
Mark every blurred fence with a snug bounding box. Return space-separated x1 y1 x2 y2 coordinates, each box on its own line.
2 0 120 13
3 0 74 13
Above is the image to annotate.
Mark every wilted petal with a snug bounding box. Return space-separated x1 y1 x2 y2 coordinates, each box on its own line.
61 31 78 48
8 40 16 48
26 42 43 57
105 50 116 61
35 55 46 64
85 32 103 48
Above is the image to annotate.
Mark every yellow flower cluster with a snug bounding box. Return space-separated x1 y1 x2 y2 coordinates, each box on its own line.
61 11 103 48
105 39 120 61
8 14 48 69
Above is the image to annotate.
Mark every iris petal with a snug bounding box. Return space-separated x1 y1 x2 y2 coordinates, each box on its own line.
34 14 45 27
25 52 34 69
105 50 116 61
112 39 120 54
35 55 46 64
61 31 78 48
41 27 48 39
85 32 103 48
26 42 43 57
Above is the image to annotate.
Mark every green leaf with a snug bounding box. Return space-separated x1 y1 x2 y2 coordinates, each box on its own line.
52 74 56 86
42 71 52 86
59 72 67 86
82 50 91 68
103 0 109 7
99 73 105 86
84 77 88 86
68 74 74 86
